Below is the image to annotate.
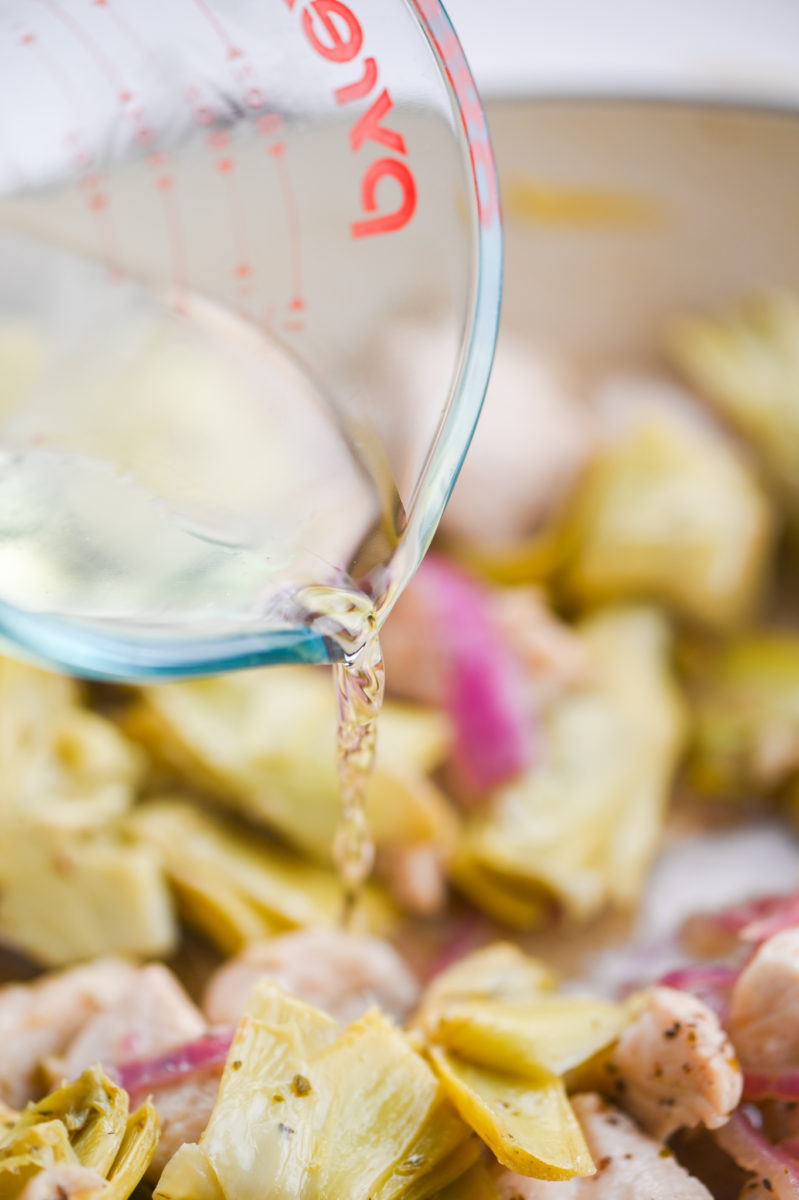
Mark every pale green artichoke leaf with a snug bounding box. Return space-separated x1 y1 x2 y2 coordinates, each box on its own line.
688 631 799 801
428 1048 593 1180
668 290 799 512
560 419 774 629
423 996 626 1079
128 799 393 949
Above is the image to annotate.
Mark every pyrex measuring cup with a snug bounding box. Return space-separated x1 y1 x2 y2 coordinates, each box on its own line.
0 0 501 679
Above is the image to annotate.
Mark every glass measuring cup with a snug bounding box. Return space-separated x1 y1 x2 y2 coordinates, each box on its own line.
0 0 501 680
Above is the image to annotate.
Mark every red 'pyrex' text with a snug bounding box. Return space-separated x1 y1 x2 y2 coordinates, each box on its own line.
284 0 417 238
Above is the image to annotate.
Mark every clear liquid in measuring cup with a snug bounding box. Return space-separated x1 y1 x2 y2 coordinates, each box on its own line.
0 236 405 633
0 237 405 913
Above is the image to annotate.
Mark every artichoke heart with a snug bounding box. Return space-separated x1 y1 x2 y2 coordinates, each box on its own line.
428 1047 593 1180
687 631 799 804
125 665 455 864
667 290 799 515
0 1066 159 1200
417 943 557 1028
560 418 773 629
0 817 176 966
423 996 626 1080
0 656 142 829
155 981 474 1200
128 800 393 952
451 606 686 925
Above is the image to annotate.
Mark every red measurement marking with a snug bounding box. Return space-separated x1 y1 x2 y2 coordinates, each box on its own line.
95 0 148 60
269 142 304 312
207 129 229 151
188 0 243 60
256 113 282 137
34 0 133 102
282 318 304 332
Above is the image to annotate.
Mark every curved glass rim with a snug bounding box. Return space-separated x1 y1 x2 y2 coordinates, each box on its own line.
0 1 503 681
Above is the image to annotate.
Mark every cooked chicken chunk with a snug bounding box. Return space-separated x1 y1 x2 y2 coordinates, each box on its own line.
202 928 419 1027
729 929 799 1067
18 1163 106 1200
61 963 205 1076
494 1093 712 1199
608 986 741 1139
148 1073 222 1177
0 958 137 1107
377 844 447 916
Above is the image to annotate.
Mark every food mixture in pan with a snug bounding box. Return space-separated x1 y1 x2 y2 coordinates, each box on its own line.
1 291 799 1199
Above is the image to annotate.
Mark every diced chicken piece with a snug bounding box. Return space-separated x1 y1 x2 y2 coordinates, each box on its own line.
494 1093 712 1199
609 986 742 1140
18 1163 106 1200
377 843 447 915
0 958 138 1108
61 963 205 1076
729 929 799 1068
202 928 420 1027
148 1073 222 1178
488 586 589 708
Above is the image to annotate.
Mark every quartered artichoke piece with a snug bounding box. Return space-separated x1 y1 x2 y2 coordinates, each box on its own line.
0 1066 159 1199
416 944 625 1181
155 981 477 1200
124 666 456 901
451 607 686 926
427 1048 593 1180
423 997 626 1080
667 290 799 515
416 943 557 1028
559 419 773 629
0 657 171 966
0 657 142 829
687 631 799 805
0 817 175 966
128 799 394 952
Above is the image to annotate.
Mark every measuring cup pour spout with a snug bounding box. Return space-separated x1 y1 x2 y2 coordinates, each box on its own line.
0 0 501 681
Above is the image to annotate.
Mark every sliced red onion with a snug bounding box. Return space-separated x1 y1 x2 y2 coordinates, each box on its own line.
715 1108 799 1199
658 964 740 1023
744 1071 799 1103
116 1028 234 1099
416 555 535 793
740 892 799 944
681 890 799 954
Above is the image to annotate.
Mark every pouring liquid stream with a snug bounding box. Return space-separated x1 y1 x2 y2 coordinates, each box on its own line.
297 586 387 924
